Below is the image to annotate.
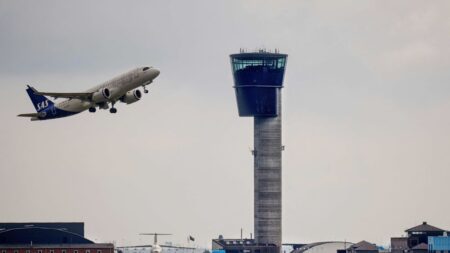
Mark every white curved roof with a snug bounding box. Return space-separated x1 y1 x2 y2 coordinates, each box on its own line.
294 242 355 253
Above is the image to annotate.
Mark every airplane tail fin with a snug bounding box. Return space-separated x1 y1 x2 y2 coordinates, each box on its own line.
26 85 54 112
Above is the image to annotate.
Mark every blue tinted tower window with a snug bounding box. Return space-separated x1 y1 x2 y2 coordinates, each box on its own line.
230 52 287 116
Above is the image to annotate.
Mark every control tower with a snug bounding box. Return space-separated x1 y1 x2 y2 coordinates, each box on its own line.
230 50 287 253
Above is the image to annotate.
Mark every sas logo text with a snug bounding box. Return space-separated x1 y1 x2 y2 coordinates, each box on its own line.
37 100 49 110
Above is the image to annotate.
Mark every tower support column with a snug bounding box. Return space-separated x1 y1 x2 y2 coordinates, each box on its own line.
254 89 282 249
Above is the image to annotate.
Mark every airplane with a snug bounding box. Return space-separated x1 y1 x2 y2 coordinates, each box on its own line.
18 66 160 121
117 233 195 253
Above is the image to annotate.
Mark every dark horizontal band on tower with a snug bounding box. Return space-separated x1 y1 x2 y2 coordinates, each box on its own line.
233 85 284 88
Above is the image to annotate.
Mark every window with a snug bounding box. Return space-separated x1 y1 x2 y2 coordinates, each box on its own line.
232 58 285 72
143 67 149 71
62 250 66 253
74 250 78 253
86 250 90 253
38 250 43 253
2 250 7 253
97 250 102 253
26 250 30 253
14 250 18 253
50 250 54 253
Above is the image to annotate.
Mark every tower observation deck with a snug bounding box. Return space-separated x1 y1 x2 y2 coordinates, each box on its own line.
230 50 287 253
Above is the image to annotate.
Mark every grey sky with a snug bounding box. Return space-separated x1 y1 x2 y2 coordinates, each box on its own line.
1 0 450 248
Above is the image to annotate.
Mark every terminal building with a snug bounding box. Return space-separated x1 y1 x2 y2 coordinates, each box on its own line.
391 222 449 253
343 241 378 253
212 240 355 253
212 238 278 253
0 222 113 253
293 242 354 253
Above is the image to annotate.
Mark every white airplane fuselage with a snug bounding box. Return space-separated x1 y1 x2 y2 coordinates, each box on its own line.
56 67 159 115
151 245 162 253
21 66 160 120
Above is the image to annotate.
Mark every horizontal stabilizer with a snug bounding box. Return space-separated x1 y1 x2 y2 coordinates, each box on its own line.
17 113 39 117
140 233 172 235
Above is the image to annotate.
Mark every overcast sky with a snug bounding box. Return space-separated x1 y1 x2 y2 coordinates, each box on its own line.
1 0 450 249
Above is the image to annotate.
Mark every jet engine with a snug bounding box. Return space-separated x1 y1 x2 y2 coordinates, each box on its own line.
92 88 111 103
120 89 142 104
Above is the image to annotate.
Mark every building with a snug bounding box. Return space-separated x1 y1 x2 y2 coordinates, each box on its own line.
406 222 446 249
292 242 353 253
0 223 113 253
428 236 450 253
212 239 278 253
281 243 305 253
409 243 428 253
390 238 408 253
391 222 448 253
219 49 287 253
345 241 378 253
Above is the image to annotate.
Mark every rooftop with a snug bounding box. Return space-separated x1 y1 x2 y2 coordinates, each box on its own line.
0 226 93 245
406 222 445 233
0 223 84 236
212 238 277 247
411 243 429 250
230 49 287 60
292 241 353 253
349 241 378 251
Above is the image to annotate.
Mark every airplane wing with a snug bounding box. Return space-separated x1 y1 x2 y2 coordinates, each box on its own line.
160 245 195 250
28 86 93 100
17 113 39 117
116 245 195 250
116 245 152 249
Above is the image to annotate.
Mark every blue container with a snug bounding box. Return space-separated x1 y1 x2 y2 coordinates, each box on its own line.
230 52 288 117
429 236 450 251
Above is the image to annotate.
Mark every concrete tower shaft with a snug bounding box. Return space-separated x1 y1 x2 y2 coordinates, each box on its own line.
254 90 282 247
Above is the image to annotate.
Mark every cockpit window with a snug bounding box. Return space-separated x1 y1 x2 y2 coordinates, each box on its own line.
143 67 150 71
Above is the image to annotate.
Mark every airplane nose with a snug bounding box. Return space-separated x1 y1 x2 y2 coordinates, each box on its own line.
152 68 160 78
